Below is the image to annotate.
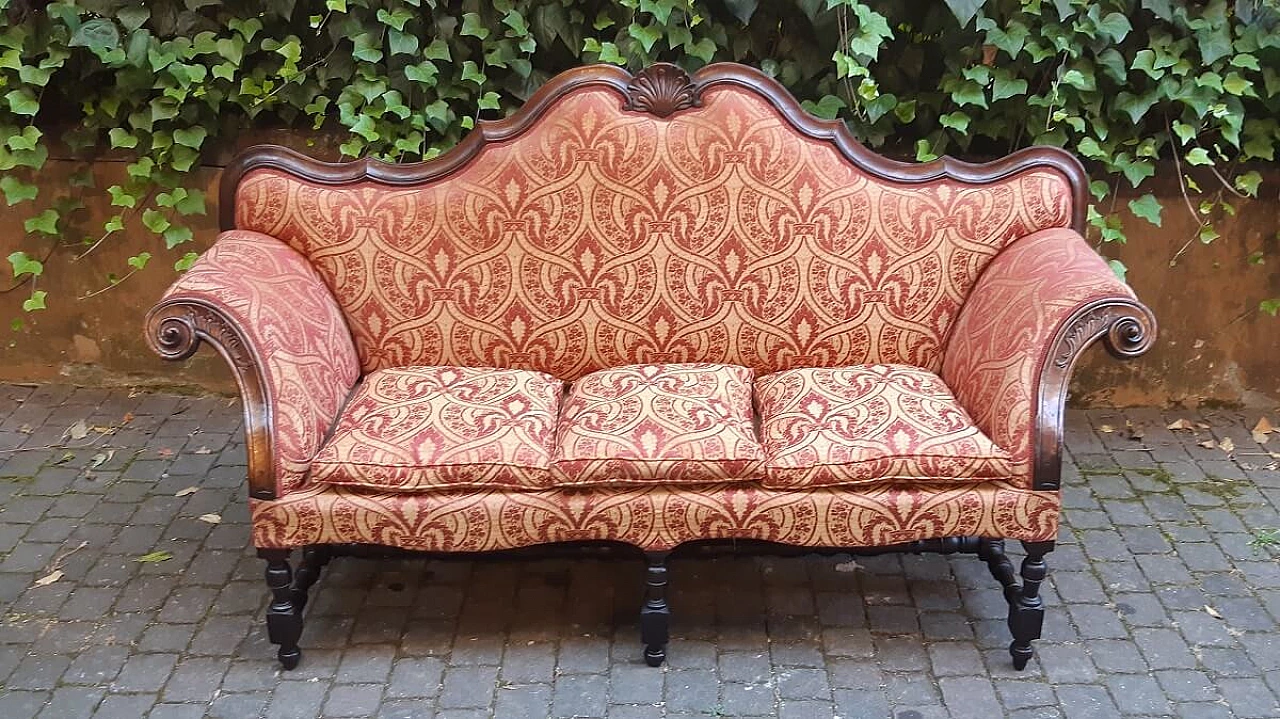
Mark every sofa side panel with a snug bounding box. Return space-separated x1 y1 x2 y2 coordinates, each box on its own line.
940 229 1144 488
148 231 360 498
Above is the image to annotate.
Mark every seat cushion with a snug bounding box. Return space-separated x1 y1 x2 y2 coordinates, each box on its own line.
552 363 763 485
755 365 1013 488
309 366 564 491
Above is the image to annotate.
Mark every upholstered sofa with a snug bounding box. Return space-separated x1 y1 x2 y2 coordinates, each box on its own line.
146 62 1155 671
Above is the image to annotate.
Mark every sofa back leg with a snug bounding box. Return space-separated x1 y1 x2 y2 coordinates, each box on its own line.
640 551 671 667
1008 540 1053 671
259 548 304 670
292 545 332 611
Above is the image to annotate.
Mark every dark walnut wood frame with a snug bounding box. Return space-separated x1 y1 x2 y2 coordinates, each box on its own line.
147 62 1156 672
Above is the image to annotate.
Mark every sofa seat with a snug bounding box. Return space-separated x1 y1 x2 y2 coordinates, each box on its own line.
552 363 763 485
309 366 565 491
755 365 1013 489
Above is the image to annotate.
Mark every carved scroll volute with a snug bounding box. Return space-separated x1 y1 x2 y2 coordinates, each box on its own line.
624 63 702 118
146 301 277 500
1034 299 1157 491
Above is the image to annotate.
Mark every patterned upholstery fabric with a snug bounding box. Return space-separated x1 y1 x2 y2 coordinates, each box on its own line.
250 480 1059 551
235 86 1073 381
310 366 564 491
156 232 359 495
552 363 762 485
942 228 1137 487
755 365 1012 488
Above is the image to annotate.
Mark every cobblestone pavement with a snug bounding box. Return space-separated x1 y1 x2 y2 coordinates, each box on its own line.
0 383 1278 719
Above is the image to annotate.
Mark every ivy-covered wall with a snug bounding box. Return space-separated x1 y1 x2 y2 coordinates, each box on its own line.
0 0 1277 401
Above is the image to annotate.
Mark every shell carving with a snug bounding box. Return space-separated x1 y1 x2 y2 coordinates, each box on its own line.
625 63 702 118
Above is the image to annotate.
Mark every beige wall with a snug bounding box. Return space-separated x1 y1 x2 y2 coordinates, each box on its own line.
2 155 1277 406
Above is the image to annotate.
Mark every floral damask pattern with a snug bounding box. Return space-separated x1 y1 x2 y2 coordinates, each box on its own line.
157 232 359 495
250 480 1060 551
941 228 1137 487
235 85 1073 381
755 365 1012 488
552 363 762 485
310 366 564 491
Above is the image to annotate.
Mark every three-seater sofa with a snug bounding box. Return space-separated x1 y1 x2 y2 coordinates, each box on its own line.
147 61 1156 671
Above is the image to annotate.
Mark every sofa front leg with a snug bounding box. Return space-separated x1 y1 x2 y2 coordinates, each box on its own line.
258 548 303 670
1008 540 1053 670
640 551 670 667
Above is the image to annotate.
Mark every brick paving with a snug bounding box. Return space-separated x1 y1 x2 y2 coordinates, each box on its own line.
0 382 1278 718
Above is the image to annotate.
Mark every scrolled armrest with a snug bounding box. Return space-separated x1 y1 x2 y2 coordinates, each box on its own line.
941 228 1156 491
145 230 360 500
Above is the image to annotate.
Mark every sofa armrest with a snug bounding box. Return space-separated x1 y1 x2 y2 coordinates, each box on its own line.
145 230 360 500
941 228 1156 491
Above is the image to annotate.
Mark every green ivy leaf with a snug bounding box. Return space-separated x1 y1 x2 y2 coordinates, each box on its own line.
1233 171 1262 197
502 10 529 36
22 289 46 312
1172 121 1197 145
1128 194 1163 227
127 252 151 270
7 250 42 277
1096 12 1132 42
1107 259 1128 282
134 551 172 563
406 61 438 84
477 91 501 111
1198 224 1220 243
5 89 38 116
943 0 984 27
939 111 971 133
23 208 58 235
108 186 137 208
461 13 490 40
174 252 199 272
991 77 1027 101
1222 72 1254 96
0 176 37 205
1260 299 1280 317
162 225 193 248
460 60 486 86
108 128 138 149
1185 147 1213 165
388 29 418 56
949 79 987 108
803 94 846 120
141 208 171 234
173 126 207 149
628 22 663 53
423 38 451 61
69 18 121 54
376 8 413 31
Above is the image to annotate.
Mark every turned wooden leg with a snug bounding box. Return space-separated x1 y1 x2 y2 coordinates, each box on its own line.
640 551 670 667
258 548 303 670
978 538 1020 605
1008 540 1053 671
292 545 331 611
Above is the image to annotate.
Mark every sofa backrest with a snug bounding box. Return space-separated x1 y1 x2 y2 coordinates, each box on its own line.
227 63 1084 381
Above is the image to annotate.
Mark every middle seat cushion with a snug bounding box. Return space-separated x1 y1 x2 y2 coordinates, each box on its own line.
551 363 764 485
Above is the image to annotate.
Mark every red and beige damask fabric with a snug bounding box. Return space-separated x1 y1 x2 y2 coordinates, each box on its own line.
250 480 1060 551
552 363 762 485
311 366 564 491
157 232 359 495
754 365 1012 489
941 228 1137 487
235 85 1073 381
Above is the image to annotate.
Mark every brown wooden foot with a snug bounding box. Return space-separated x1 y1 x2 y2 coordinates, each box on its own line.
259 548 303 670
640 551 670 667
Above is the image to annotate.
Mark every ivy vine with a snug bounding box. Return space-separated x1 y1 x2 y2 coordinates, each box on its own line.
2 0 1278 327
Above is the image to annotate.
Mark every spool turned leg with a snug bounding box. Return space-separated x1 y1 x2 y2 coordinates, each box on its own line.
292 545 331 611
640 551 670 667
1008 540 1053 671
258 548 303 670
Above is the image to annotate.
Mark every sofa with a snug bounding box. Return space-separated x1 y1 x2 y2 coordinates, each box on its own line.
146 62 1156 671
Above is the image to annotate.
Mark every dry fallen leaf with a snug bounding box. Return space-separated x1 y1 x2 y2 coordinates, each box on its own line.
66 419 89 441
1125 421 1145 441
192 446 212 455
134 551 173 563
198 513 221 524
1197 422 1211 429
1255 417 1275 435
33 570 63 587
1220 437 1236 454
17 423 32 434
1099 424 1116 434
88 450 114 470
1204 605 1223 619
1199 440 1217 449
121 412 135 424
175 487 199 497
834 559 861 573
1193 339 1205 349
1166 419 1196 431
1255 432 1271 445
157 448 174 459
